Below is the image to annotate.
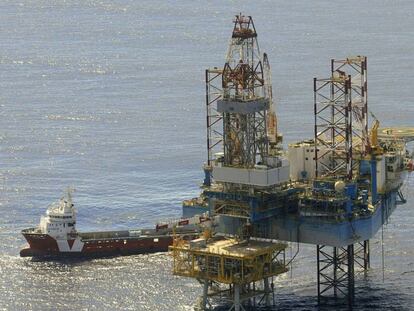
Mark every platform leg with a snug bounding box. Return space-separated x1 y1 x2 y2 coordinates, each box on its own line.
234 284 240 311
363 240 370 270
354 239 370 276
202 280 208 310
317 244 355 307
264 277 270 306
317 245 321 304
333 247 338 298
252 282 256 307
347 244 355 307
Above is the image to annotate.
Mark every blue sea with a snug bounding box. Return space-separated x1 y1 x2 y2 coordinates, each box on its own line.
0 1 413 310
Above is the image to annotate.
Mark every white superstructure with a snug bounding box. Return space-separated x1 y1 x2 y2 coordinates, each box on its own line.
39 189 77 239
288 141 330 181
212 159 290 187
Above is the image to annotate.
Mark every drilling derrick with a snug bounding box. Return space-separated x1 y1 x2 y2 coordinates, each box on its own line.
211 14 289 198
173 14 288 311
221 15 268 168
203 14 290 226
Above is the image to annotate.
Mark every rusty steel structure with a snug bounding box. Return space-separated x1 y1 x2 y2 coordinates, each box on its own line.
314 56 369 179
206 68 224 167
220 14 270 168
317 240 370 306
314 70 353 179
171 236 287 311
332 57 368 157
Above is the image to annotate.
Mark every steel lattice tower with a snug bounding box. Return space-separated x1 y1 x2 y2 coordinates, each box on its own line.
220 14 270 168
332 56 368 158
314 71 353 179
314 56 368 179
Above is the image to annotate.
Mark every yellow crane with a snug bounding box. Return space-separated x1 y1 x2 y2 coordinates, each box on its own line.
369 114 383 155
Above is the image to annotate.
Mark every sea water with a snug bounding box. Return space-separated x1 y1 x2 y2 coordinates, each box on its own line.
0 1 413 310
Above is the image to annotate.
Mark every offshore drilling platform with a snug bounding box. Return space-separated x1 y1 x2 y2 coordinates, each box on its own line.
171 14 414 310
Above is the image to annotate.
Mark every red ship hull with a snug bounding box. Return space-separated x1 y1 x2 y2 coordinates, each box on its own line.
20 229 196 259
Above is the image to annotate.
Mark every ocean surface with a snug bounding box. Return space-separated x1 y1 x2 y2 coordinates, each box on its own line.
0 1 413 310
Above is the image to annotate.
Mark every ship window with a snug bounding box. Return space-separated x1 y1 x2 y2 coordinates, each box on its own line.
305 157 308 161
68 223 73 227
154 238 159 243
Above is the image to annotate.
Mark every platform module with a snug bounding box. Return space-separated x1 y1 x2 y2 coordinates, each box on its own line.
177 13 414 310
171 236 287 310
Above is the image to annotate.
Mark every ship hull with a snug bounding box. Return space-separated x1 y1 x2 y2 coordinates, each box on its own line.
20 229 195 259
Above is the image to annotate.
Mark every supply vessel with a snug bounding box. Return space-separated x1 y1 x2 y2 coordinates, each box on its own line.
20 190 208 258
